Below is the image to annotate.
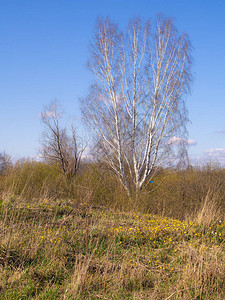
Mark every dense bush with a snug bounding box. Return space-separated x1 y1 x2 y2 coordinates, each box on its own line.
144 164 225 219
0 159 224 220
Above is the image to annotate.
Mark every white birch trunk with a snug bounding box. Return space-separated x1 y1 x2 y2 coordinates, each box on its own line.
81 16 192 198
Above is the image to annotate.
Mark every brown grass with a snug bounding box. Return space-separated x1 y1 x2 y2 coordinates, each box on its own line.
0 160 224 299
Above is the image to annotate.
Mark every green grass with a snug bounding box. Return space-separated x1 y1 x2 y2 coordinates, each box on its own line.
0 195 224 299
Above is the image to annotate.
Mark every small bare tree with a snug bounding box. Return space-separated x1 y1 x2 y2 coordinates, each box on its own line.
40 102 86 178
0 152 12 174
81 16 192 197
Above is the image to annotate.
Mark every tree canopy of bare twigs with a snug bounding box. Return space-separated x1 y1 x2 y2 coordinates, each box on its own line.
0 152 12 175
81 15 192 197
40 102 86 178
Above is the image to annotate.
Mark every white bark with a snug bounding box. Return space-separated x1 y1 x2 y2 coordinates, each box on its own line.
82 16 192 196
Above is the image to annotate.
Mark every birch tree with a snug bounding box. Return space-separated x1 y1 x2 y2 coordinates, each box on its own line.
81 16 192 196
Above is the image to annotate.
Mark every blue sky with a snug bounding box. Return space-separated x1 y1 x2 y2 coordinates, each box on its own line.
0 0 225 165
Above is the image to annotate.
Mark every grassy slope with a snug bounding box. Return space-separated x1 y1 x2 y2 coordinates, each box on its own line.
0 195 224 299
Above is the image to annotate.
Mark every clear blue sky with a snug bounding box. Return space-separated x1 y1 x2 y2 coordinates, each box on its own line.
0 0 225 165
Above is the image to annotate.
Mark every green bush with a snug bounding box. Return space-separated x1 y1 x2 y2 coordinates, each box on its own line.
0 159 224 220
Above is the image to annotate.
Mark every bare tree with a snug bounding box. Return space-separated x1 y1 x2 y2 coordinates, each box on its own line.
0 152 12 174
81 16 192 197
40 102 86 178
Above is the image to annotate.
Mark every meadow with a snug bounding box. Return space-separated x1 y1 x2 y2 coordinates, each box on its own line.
0 161 224 299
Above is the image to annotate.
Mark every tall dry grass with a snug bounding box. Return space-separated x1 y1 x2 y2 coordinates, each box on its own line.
193 189 224 227
0 159 224 298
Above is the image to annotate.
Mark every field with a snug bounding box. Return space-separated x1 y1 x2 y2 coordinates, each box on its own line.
0 161 224 299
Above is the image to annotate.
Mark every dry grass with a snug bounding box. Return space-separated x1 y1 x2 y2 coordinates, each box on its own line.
194 189 223 228
0 191 224 299
0 161 224 299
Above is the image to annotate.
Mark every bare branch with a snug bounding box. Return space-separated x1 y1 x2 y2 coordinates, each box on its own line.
82 16 192 197
40 101 86 178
